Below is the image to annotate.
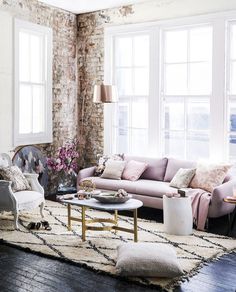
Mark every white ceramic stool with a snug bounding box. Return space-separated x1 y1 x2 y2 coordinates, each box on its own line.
163 195 193 236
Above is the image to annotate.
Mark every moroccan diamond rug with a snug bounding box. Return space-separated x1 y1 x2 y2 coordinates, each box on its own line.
0 200 236 291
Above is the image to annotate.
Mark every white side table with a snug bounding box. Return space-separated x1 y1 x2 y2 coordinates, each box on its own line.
163 195 193 236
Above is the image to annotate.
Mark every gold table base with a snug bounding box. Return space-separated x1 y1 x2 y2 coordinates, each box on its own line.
67 204 138 242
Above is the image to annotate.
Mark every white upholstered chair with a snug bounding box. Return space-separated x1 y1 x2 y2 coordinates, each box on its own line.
0 153 45 229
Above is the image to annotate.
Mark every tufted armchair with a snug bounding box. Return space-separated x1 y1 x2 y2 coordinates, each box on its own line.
0 153 45 229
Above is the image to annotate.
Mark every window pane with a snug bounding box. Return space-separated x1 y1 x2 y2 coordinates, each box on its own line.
30 34 43 83
134 35 149 67
229 102 236 132
229 134 236 159
132 99 148 128
134 68 149 95
19 32 30 82
115 37 132 67
190 27 212 62
187 132 209 160
164 132 185 158
189 62 211 94
165 64 187 94
165 30 187 63
230 24 236 60
131 129 148 156
117 127 129 153
230 61 236 94
116 68 132 96
187 102 210 131
19 84 32 134
164 101 184 130
32 85 44 133
116 103 129 128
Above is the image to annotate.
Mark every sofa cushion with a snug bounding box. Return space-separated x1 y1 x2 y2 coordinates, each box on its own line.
190 163 232 193
101 160 126 180
170 168 196 188
94 154 124 176
0 166 31 192
14 191 44 210
122 160 148 181
82 177 178 198
124 156 168 181
164 158 196 182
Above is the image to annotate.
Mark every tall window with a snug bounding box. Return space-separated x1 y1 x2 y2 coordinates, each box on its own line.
105 12 236 162
227 22 236 160
161 26 212 160
14 19 52 146
111 35 150 155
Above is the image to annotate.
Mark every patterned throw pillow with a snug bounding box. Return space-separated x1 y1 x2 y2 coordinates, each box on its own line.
190 163 232 193
169 168 196 189
94 154 124 176
0 166 31 192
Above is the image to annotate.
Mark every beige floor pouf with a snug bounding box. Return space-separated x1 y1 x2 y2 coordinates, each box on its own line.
116 242 183 277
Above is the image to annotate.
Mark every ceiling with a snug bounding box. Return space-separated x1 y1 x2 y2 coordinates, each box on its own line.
39 0 148 14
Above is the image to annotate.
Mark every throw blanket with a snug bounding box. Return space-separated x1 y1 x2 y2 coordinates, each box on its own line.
186 189 211 231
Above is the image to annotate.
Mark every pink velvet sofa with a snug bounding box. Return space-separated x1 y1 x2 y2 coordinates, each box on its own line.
77 156 236 218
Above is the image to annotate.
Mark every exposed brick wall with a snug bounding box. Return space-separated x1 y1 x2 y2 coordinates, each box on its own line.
77 8 135 167
77 12 106 167
0 0 78 192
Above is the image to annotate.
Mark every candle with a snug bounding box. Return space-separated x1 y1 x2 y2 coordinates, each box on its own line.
233 185 236 198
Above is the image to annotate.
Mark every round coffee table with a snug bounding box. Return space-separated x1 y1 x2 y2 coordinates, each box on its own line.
61 198 143 242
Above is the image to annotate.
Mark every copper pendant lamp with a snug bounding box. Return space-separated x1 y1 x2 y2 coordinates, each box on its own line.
93 84 118 103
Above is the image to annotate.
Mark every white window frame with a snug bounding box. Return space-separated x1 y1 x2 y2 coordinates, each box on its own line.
226 20 236 161
14 19 53 146
104 10 236 161
160 24 213 160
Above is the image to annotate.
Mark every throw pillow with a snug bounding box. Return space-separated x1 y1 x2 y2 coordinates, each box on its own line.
116 243 183 277
190 163 232 193
101 160 126 180
0 166 31 192
170 168 196 189
94 154 124 176
122 160 148 181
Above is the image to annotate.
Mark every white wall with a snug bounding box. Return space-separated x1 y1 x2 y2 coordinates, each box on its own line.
105 0 236 25
0 11 13 155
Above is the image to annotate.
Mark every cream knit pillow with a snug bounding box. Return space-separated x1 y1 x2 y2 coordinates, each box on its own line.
101 160 126 180
116 243 183 277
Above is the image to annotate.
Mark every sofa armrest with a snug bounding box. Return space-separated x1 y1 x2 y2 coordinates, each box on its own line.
209 179 236 217
0 180 16 211
77 166 96 187
212 179 236 203
24 173 44 195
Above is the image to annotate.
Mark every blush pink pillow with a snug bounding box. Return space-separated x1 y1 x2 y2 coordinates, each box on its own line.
122 160 148 181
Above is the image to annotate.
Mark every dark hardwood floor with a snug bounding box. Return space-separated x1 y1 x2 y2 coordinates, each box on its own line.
0 206 235 292
0 243 235 292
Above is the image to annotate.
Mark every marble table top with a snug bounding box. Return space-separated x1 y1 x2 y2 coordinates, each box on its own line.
61 198 143 211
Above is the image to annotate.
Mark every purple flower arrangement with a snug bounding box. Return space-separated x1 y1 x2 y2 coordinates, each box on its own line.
47 140 79 174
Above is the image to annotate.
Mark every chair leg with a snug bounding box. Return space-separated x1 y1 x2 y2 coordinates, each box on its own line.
13 211 19 230
40 201 45 218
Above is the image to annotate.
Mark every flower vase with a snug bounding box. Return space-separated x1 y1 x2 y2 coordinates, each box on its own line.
57 170 77 194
